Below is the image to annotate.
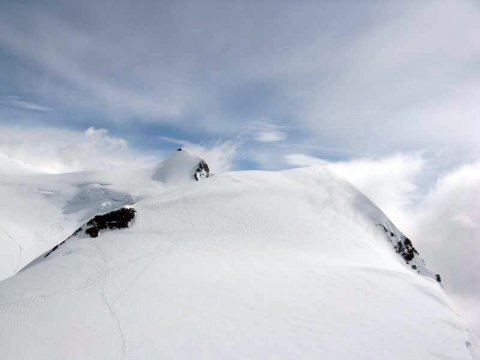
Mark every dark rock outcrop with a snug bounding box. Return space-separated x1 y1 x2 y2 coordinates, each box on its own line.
44 207 136 258
84 207 136 238
194 160 210 181
377 223 441 283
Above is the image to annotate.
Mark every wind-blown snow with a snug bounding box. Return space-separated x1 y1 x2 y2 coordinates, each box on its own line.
0 156 476 359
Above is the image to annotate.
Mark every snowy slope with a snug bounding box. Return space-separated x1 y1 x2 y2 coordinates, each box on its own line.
0 152 477 359
0 150 209 281
0 170 138 280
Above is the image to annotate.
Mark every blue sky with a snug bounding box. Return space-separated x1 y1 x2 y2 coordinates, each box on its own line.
1 0 480 334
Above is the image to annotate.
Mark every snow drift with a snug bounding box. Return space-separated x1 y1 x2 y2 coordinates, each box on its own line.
0 151 477 359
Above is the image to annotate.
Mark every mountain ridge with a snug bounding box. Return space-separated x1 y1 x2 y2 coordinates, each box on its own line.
0 151 477 359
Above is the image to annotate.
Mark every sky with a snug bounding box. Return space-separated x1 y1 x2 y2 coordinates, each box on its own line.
0 0 479 336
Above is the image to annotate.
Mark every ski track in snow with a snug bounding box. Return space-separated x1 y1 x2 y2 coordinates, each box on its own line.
0 234 172 310
91 239 126 360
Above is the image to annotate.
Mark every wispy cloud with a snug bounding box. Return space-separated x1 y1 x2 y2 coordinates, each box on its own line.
246 121 288 143
299 0 480 154
0 95 51 112
255 131 286 143
0 0 479 157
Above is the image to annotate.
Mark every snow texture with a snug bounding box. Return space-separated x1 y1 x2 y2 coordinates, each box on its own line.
0 151 477 359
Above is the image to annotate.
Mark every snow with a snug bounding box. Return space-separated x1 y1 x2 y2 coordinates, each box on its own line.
0 151 477 359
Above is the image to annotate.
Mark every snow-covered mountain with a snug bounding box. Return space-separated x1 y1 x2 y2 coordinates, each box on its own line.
0 149 208 281
0 150 477 359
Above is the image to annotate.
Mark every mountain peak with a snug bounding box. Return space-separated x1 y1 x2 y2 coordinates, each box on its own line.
152 150 210 183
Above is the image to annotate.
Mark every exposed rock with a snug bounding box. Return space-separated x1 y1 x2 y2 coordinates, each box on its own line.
44 240 67 258
194 160 210 181
44 207 136 258
84 207 136 238
377 223 440 282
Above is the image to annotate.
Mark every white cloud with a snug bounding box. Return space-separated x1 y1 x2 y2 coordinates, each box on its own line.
84 126 128 148
0 125 155 173
410 161 480 337
285 153 425 226
328 154 425 227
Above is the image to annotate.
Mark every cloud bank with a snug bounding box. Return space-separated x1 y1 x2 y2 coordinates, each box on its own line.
0 126 155 173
